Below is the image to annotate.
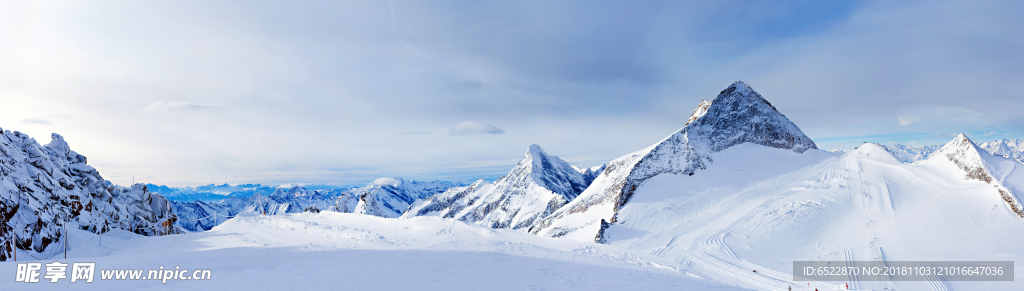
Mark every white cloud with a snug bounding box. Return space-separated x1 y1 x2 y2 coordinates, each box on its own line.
898 115 918 126
449 121 505 135
141 101 252 113
372 177 402 186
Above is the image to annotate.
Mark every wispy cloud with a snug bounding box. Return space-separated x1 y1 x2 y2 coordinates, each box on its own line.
21 118 53 125
449 121 504 135
141 101 253 113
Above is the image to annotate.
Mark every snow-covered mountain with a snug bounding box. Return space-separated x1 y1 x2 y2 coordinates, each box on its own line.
883 143 940 163
405 144 589 229
584 133 1024 290
979 138 1024 164
172 178 460 231
0 129 177 261
343 177 460 218
528 81 817 241
933 134 1023 217
172 186 343 231
882 139 1024 164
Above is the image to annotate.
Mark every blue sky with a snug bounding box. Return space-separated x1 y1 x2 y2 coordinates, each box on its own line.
1 0 1021 186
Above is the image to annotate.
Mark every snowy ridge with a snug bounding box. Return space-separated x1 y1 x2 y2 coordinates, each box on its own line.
529 81 818 242
405 144 589 229
685 99 712 126
929 134 1024 217
0 129 177 261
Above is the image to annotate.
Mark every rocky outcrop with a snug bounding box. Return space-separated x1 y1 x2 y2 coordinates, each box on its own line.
0 129 178 261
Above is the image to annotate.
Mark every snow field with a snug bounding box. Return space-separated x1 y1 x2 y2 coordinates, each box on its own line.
1 212 746 290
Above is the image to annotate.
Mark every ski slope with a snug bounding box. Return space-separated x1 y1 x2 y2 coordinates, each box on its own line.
0 213 744 290
602 143 1024 290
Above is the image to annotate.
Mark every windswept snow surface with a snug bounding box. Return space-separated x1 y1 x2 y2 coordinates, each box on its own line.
0 213 745 290
599 140 1024 290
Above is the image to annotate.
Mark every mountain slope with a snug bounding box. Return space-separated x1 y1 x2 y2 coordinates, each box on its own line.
405 144 589 229
528 81 817 242
929 134 1023 217
594 137 1024 290
0 129 177 261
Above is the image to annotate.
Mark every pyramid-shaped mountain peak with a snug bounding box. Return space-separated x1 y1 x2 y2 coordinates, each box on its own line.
934 133 995 184
937 133 983 156
513 144 588 200
686 82 816 153
527 144 547 157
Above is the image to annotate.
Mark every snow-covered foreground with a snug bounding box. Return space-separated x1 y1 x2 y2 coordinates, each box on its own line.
603 143 1024 291
1 213 746 290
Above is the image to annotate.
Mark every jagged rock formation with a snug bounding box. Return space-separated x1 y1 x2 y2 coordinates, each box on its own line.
405 145 589 229
931 134 1024 217
0 129 177 261
528 81 818 242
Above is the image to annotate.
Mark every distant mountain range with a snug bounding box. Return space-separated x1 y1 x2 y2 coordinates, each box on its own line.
171 178 462 231
883 139 1024 164
146 183 348 202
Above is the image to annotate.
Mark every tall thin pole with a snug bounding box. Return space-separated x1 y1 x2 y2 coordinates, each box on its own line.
63 224 67 259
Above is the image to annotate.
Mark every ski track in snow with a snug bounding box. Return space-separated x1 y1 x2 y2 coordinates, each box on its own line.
615 157 844 290
630 157 839 252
